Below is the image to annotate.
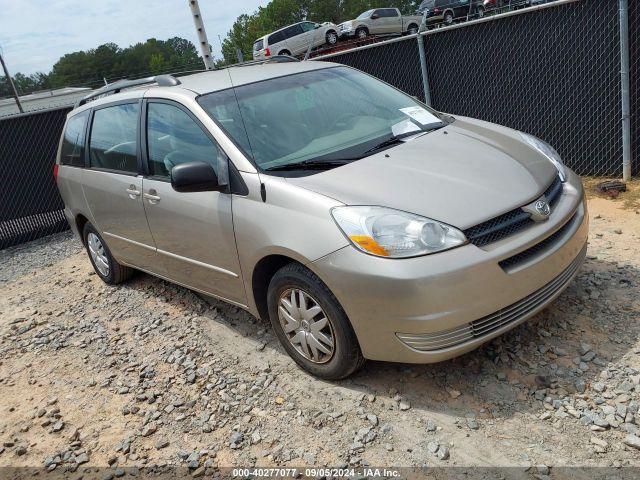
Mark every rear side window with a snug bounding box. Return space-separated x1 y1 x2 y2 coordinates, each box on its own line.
283 24 303 40
383 9 398 17
146 102 222 179
60 112 89 167
89 103 139 173
268 30 285 45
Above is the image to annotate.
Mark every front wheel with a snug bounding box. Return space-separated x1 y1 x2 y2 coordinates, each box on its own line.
267 263 365 380
355 27 368 39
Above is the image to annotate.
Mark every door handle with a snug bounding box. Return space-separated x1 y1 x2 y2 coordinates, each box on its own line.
126 186 141 197
144 191 161 203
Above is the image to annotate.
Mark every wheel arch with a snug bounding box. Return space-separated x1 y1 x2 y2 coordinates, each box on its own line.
76 213 90 244
251 254 304 321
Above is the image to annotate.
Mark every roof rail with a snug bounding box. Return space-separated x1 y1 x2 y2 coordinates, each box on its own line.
223 55 300 69
75 74 181 107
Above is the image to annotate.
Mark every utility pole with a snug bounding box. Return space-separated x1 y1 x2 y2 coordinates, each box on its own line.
0 50 24 113
187 0 215 70
619 0 631 181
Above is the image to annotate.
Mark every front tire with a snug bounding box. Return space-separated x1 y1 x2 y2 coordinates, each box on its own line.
355 27 368 39
83 223 133 285
267 263 365 380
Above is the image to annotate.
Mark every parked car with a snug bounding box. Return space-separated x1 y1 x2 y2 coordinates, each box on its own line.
253 21 338 59
55 59 587 380
417 0 485 26
338 8 423 39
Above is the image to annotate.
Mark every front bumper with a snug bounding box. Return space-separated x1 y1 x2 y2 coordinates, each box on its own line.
311 169 588 363
339 29 356 39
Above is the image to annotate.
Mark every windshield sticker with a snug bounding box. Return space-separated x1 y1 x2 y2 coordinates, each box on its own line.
399 106 441 127
391 119 422 137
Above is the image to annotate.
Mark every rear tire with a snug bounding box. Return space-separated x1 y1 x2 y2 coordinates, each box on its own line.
326 30 338 45
444 10 454 25
407 24 419 35
278 49 291 56
83 223 134 285
267 263 365 380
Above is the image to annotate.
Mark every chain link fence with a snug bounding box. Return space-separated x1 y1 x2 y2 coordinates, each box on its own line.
0 107 71 249
317 0 636 177
0 0 636 250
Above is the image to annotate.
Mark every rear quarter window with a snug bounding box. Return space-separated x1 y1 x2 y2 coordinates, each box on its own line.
60 111 89 167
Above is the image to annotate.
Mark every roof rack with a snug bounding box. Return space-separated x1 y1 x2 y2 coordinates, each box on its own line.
75 74 181 107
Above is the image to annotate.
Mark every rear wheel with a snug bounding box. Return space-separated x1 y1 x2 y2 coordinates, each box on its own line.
278 49 291 56
83 223 133 285
326 30 338 45
267 263 365 379
444 10 454 25
407 24 419 35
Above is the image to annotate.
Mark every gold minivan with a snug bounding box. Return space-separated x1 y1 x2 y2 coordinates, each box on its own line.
55 59 587 379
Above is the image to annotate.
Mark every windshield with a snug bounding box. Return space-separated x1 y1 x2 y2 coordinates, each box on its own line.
198 67 445 171
417 0 435 11
357 9 374 19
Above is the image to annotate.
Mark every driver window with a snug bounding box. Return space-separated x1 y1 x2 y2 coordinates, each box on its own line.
146 102 221 180
89 103 139 173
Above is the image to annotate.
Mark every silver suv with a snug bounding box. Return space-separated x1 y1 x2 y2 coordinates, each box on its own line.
252 21 339 60
55 58 587 379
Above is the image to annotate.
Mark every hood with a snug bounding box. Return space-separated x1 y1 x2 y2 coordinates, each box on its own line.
286 117 558 230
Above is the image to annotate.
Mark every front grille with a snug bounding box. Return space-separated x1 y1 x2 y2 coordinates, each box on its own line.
498 212 577 271
463 175 563 247
396 245 586 353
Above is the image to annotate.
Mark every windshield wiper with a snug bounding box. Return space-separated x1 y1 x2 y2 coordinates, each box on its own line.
362 125 445 156
265 159 351 172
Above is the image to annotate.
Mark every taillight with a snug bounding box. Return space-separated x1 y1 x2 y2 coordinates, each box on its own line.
53 164 59 182
265 48 271 57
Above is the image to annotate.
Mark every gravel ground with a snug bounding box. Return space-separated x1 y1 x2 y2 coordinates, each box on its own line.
1 185 640 477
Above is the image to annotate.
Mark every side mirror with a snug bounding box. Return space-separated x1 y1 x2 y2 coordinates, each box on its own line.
171 161 221 193
314 23 321 29
371 13 379 19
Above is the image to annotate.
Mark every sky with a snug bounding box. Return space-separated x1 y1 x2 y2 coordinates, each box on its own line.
0 0 270 75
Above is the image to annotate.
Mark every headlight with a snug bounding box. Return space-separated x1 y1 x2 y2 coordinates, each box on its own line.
331 206 467 258
519 133 566 182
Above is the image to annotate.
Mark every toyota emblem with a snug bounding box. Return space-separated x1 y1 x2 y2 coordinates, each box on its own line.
535 200 551 217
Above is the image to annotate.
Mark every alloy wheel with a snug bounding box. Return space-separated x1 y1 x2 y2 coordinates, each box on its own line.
278 288 335 364
87 232 110 277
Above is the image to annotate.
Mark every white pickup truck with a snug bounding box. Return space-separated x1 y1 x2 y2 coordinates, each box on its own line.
338 8 423 39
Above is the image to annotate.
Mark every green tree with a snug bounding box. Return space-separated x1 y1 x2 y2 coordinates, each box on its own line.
220 0 420 64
